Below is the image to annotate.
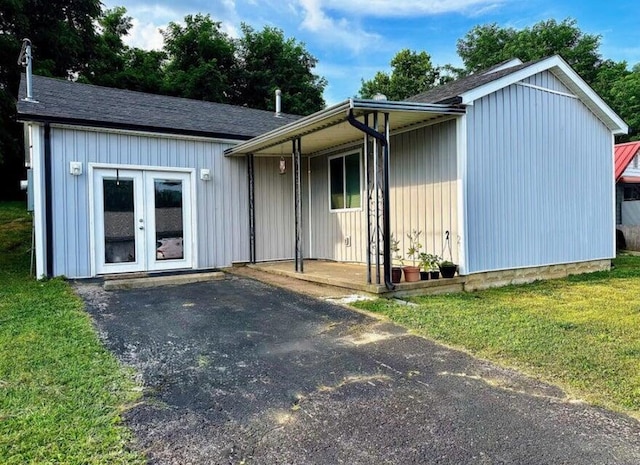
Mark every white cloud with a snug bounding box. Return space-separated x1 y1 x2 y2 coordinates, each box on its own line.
312 0 505 17
298 0 382 54
125 18 166 50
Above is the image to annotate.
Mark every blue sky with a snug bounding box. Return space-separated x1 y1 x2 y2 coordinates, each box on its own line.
104 0 640 105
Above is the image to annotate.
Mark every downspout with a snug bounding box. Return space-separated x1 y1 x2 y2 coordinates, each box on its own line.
44 123 53 277
346 107 394 290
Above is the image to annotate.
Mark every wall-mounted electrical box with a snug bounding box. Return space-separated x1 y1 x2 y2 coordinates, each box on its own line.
69 161 82 176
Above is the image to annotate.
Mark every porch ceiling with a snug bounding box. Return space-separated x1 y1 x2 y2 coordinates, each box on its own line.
224 98 465 157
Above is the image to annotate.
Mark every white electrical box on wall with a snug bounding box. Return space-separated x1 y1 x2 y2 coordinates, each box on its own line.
69 161 82 176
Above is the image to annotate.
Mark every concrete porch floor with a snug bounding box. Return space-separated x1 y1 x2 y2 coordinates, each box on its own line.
246 260 465 297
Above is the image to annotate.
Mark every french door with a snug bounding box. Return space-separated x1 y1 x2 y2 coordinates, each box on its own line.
93 168 193 275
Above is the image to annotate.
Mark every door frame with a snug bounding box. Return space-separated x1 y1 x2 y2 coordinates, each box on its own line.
88 163 198 276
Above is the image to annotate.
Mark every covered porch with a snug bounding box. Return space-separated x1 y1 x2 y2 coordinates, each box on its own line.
225 98 466 291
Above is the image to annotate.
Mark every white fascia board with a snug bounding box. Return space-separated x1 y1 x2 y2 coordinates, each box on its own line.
225 98 465 156
460 55 628 134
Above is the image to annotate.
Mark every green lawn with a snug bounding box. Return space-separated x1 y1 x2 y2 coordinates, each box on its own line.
354 254 640 419
0 202 144 464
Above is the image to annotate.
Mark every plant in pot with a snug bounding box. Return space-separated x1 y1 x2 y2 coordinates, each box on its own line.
389 234 403 283
403 229 422 282
439 260 458 278
419 253 441 280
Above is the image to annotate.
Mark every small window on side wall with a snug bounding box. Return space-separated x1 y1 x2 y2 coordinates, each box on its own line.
329 153 361 211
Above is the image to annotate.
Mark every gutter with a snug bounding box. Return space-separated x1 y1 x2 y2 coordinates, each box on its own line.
346 106 394 291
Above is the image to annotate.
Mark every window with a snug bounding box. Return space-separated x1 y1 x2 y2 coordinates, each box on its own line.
624 184 640 201
329 153 361 210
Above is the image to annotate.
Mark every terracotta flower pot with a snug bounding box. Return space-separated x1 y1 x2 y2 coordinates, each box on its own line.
403 265 421 282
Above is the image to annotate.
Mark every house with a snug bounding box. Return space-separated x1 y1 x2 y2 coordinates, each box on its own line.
614 141 640 250
17 75 298 278
18 55 628 292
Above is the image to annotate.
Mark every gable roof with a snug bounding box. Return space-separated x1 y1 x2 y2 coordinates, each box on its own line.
615 141 640 181
409 55 628 135
408 59 541 105
16 74 300 140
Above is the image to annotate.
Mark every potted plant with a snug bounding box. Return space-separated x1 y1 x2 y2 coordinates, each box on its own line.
390 234 403 283
439 260 458 278
403 229 422 282
419 252 441 280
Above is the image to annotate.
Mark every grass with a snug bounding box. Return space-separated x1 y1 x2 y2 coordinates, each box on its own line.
0 202 145 464
354 254 640 418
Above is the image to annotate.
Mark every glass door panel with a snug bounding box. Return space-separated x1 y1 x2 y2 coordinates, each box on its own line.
146 171 192 272
94 169 145 274
103 178 136 263
154 179 184 261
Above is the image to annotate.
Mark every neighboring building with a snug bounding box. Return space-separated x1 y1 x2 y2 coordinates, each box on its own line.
18 55 628 291
614 141 640 250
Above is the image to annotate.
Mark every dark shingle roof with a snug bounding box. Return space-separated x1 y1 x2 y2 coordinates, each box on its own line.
408 58 545 104
17 74 301 139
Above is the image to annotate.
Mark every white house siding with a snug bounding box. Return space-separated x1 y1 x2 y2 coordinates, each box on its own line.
308 153 366 262
49 126 248 277
306 119 458 265
465 74 614 274
622 153 640 178
390 121 459 265
522 70 573 93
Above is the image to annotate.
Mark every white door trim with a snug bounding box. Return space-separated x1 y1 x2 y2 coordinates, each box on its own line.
89 163 197 276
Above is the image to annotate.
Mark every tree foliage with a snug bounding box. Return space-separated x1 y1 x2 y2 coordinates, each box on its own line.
359 49 449 100
457 19 602 82
456 18 638 140
162 14 238 103
235 24 325 115
0 0 102 198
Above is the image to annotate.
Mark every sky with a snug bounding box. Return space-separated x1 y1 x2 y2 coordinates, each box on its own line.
103 0 640 106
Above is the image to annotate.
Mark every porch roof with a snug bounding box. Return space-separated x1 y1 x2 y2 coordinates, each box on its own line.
224 98 465 157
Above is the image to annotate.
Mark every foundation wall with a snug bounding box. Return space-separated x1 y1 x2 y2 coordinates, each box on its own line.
463 259 611 292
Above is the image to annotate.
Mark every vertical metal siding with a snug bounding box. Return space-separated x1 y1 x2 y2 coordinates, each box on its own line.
49 127 247 278
523 71 573 93
253 157 296 261
390 121 459 264
465 76 614 274
309 154 366 262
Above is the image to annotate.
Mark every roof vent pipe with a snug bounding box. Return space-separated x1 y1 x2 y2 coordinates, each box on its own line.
275 89 282 117
17 38 37 103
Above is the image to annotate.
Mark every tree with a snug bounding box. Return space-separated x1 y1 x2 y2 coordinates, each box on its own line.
0 0 102 199
81 7 166 94
608 65 640 141
234 24 325 115
162 14 237 102
359 49 446 101
456 18 638 140
457 19 602 82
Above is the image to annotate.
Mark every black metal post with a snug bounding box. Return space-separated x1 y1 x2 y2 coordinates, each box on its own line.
247 153 256 263
364 114 371 284
295 138 303 272
382 113 392 288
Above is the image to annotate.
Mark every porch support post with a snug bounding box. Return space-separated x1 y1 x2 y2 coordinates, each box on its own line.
293 138 304 272
247 153 256 264
382 112 392 289
373 112 380 284
364 114 371 284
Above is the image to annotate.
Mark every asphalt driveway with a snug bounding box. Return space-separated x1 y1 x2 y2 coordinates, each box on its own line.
77 276 640 464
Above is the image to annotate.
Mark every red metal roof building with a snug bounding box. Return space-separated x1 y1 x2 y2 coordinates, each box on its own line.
615 141 640 182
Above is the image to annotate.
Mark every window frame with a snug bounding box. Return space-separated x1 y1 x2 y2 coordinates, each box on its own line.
327 151 363 212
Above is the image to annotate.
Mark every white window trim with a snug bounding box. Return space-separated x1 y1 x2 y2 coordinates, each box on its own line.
327 151 363 213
